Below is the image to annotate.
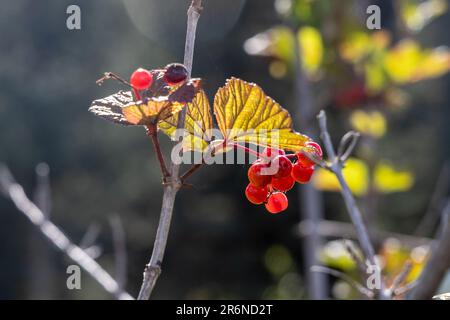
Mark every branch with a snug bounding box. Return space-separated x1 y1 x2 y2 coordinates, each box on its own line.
388 261 412 298
311 266 373 299
137 0 203 300
409 201 450 299
315 110 388 299
297 219 431 248
291 22 327 299
0 164 133 300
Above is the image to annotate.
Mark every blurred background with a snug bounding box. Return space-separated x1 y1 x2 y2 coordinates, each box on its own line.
0 0 449 299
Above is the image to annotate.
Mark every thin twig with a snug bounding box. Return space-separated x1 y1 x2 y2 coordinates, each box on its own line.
297 219 431 248
311 266 373 298
137 0 203 300
0 164 133 300
337 131 360 162
394 279 418 296
388 260 412 298
409 201 450 299
180 163 203 182
343 239 366 276
315 110 388 299
146 125 171 180
414 164 449 236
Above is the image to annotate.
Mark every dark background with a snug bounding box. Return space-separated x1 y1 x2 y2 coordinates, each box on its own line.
0 0 448 299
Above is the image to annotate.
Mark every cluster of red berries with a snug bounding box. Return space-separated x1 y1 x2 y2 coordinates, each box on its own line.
245 141 323 214
129 63 188 93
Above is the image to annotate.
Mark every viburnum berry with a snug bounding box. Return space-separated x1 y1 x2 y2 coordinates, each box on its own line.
248 160 272 187
297 141 323 167
164 63 188 85
245 183 268 205
291 163 314 184
273 155 293 178
130 68 153 90
265 192 288 214
271 175 295 192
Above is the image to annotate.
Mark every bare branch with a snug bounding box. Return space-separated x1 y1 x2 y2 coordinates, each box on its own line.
315 110 388 299
414 164 449 236
33 162 52 217
337 131 360 163
297 219 431 248
311 266 373 298
137 0 203 300
0 164 133 300
409 201 450 299
343 239 366 276
388 261 412 298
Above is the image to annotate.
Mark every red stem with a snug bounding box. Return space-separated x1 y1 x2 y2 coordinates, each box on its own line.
228 142 262 159
146 125 171 180
133 88 141 101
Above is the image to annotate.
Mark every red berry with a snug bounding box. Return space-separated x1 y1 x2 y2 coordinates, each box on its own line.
273 155 293 178
291 163 314 184
271 175 295 192
265 192 288 214
130 68 153 90
245 183 268 204
248 160 272 187
297 141 322 167
262 147 285 160
306 141 322 158
164 63 188 85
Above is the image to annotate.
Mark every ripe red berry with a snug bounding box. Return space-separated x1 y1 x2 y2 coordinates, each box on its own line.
271 175 295 192
248 160 272 187
297 141 323 167
164 63 188 85
262 147 285 160
307 141 322 158
273 155 293 178
291 163 314 184
265 192 288 214
130 68 153 90
245 183 268 204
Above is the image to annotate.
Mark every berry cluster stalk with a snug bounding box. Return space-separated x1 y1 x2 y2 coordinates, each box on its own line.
137 0 203 300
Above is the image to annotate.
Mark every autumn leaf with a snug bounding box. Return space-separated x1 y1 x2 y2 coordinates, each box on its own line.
89 74 201 126
213 77 308 152
89 90 134 125
158 89 213 152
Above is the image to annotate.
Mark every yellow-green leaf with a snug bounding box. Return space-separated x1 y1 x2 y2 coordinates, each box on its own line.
122 97 185 125
297 26 323 74
350 110 387 138
158 89 213 152
313 158 369 196
374 162 414 193
213 78 308 152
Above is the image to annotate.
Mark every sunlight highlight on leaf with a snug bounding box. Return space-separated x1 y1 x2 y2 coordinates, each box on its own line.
213 78 309 152
158 89 213 152
122 98 185 125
